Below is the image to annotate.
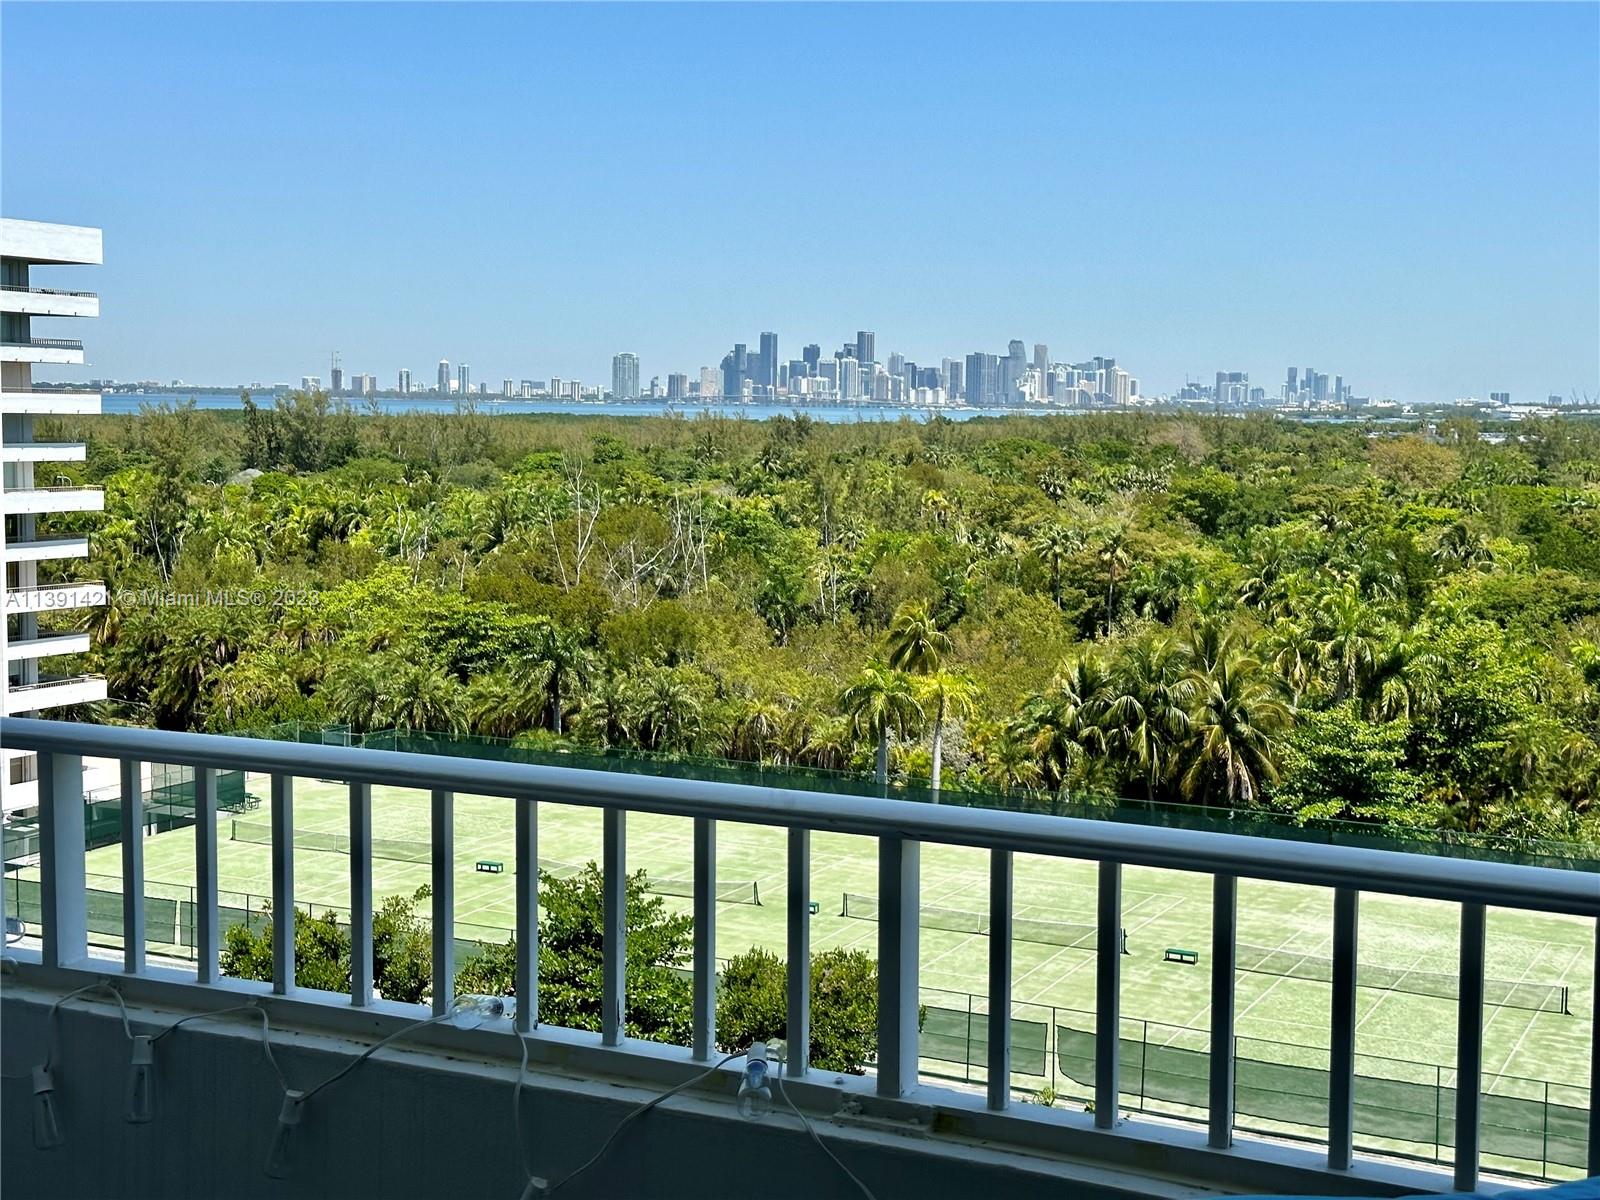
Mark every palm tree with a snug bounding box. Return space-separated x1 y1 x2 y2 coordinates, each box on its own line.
918 670 979 795
1102 634 1193 801
522 623 592 734
839 660 923 786
1017 654 1114 791
1362 630 1443 721
976 728 1045 793
1262 619 1318 705
1031 523 1083 609
466 670 548 739
380 660 467 734
630 670 704 753
728 700 787 763
321 655 386 734
1314 585 1385 701
1178 655 1291 807
885 601 951 675
1095 526 1133 633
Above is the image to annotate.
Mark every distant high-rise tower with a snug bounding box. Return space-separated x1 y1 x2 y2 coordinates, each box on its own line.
666 372 688 400
330 367 344 394
965 352 999 406
856 331 876 367
1033 343 1048 377
802 343 821 375
758 332 778 393
437 360 450 393
611 352 640 400
398 368 412 395
458 364 471 395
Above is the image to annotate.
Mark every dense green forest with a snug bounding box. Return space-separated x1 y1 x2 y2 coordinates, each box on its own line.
35 394 1600 843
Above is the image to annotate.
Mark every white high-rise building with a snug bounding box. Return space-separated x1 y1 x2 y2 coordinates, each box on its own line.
698 366 719 399
611 352 640 400
2 217 108 813
436 359 450 394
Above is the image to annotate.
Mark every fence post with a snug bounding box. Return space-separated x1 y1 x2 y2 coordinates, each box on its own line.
515 797 538 1034
269 774 294 993
430 789 455 1016
601 807 626 1046
194 769 218 983
1454 900 1486 1192
120 758 145 974
987 848 1013 1111
39 753 86 968
1209 872 1237 1147
786 827 810 1078
1541 1080 1549 1178
1094 860 1122 1128
876 835 920 1098
1140 1019 1148 1110
1328 886 1359 1169
349 782 373 1007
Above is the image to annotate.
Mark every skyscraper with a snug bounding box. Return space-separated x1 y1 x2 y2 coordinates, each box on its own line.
699 366 720 398
330 367 344 394
802 343 821 375
666 373 688 400
1033 343 1049 377
612 352 640 400
721 352 741 402
965 352 998 406
437 360 450 394
856 331 876 366
458 363 470 395
758 332 778 393
398 368 411 395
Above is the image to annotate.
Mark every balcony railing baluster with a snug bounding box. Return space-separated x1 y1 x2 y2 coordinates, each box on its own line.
1208 873 1237 1148
1454 901 1486 1191
876 836 920 1098
431 789 455 1016
1094 861 1122 1129
987 848 1013 1111
38 752 86 967
270 774 295 993
516 797 539 1034
120 758 145 974
1589 922 1600 1177
601 807 626 1046
193 767 219 984
1328 887 1359 1169
786 827 810 1077
691 816 715 1058
350 782 374 1005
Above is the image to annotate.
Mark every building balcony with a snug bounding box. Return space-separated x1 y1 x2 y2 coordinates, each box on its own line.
0 218 102 267
0 441 87 464
0 390 102 416
1 675 105 716
2 535 91 564
0 337 85 366
0 285 99 319
0 486 103 516
0 718 1594 1199
4 630 92 661
1 581 106 614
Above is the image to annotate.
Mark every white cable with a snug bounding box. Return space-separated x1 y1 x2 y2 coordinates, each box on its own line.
540 1052 741 1197
297 1011 454 1104
771 1050 878 1200
1 980 131 1080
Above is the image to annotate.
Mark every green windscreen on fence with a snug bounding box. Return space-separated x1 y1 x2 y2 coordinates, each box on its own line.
920 1005 1048 1077
840 892 1126 954
1054 1024 1588 1170
1233 943 1570 1016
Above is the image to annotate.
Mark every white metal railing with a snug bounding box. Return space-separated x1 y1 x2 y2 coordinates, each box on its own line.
1 716 1596 1192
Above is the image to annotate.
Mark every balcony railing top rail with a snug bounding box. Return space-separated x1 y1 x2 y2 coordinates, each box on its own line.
2 715 1595 1193
4 718 1593 917
0 284 97 298
1 337 84 350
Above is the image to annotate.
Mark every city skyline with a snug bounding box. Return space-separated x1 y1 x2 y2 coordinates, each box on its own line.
2 3 1596 400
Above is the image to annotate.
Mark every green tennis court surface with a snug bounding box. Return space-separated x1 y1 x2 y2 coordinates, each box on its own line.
16 773 1591 1179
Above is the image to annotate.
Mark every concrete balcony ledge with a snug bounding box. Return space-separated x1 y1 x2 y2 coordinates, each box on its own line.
0 390 102 416
0 973 1460 1200
4 630 92 660
0 286 99 318
0 486 103 515
0 441 87 463
1 673 106 715
2 535 91 563
0 338 86 366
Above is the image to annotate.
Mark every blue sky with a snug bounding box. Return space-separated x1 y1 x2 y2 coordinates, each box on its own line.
3 2 1596 401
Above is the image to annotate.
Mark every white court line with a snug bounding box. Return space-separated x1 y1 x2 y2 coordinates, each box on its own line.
1484 940 1578 1087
